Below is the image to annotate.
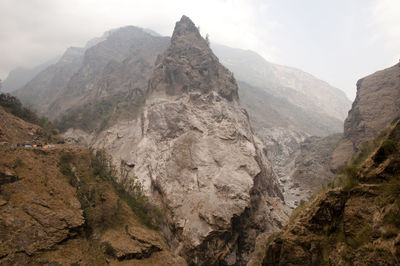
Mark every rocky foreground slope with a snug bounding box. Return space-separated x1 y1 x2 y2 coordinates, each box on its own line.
332 62 400 169
0 105 184 265
253 119 400 265
84 16 287 265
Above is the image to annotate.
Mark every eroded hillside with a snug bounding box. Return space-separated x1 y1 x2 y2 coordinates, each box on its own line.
0 104 184 265
254 119 400 265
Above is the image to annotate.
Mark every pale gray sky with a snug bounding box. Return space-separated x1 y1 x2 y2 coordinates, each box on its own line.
1 0 399 99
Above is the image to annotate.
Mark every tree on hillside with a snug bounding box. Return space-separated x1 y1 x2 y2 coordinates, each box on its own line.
0 79 2 92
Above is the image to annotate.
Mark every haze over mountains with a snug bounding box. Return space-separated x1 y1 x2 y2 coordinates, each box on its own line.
1 14 400 266
5 24 351 209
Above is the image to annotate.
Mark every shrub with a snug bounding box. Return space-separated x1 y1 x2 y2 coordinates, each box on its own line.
0 93 38 123
391 115 400 125
373 139 397 164
59 149 163 231
334 165 359 190
346 224 372 249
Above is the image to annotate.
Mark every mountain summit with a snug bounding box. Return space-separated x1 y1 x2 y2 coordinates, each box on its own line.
148 15 239 102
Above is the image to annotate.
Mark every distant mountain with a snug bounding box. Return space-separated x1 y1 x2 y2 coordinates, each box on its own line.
13 26 169 126
2 57 59 93
211 43 351 122
13 46 86 115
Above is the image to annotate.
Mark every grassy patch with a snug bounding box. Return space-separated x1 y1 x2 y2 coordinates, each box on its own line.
58 149 163 232
333 165 359 191
55 93 145 133
373 139 397 164
289 200 309 224
346 224 372 249
0 93 61 142
351 128 391 166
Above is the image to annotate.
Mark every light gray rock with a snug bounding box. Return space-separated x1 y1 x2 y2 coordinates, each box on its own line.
88 15 287 265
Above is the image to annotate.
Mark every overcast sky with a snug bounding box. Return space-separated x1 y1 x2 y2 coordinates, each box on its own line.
1 0 399 99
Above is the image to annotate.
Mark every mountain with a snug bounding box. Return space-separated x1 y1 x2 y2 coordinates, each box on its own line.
332 62 400 169
2 57 59 93
0 104 185 265
211 43 351 124
83 16 287 265
9 28 351 210
13 46 86 115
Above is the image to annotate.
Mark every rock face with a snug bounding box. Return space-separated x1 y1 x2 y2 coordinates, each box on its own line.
258 120 400 265
332 62 400 169
90 16 287 265
0 103 184 265
211 46 351 205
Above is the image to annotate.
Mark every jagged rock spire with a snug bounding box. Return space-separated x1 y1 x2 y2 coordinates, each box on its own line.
148 15 239 102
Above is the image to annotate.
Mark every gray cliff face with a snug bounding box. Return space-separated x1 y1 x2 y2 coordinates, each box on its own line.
86 16 287 265
331 62 400 169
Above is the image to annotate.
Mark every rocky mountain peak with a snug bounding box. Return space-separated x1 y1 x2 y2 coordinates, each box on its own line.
148 15 239 102
171 15 203 44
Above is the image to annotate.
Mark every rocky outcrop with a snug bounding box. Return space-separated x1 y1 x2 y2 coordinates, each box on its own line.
285 134 342 207
90 16 287 265
0 97 184 265
257 120 400 265
332 62 400 169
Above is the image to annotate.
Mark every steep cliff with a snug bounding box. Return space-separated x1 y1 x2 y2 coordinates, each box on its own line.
332 62 400 169
211 45 350 205
87 16 287 265
256 120 400 265
0 104 184 265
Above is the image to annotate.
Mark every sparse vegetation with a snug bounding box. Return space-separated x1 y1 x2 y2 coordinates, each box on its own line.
0 93 62 142
55 94 145 133
351 128 391 165
58 149 163 231
346 224 372 249
0 93 39 124
335 165 359 191
373 139 397 164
